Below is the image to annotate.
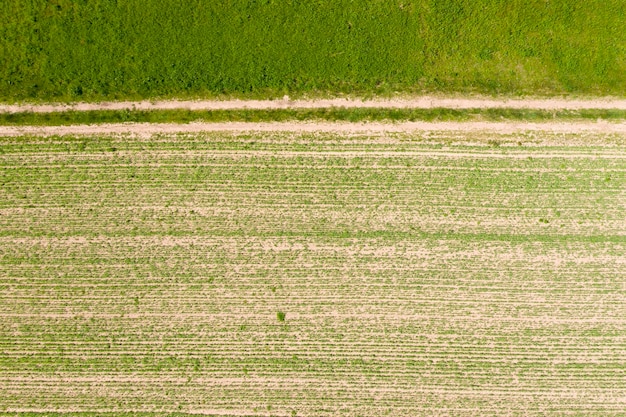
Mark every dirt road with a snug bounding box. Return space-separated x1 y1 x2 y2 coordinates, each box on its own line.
2 96 626 114
2 120 626 137
3 96 626 137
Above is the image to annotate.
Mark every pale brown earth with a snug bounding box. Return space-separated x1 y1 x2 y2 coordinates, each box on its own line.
3 119 626 138
3 96 626 113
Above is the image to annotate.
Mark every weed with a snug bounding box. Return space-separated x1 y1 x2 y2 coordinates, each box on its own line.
277 311 286 322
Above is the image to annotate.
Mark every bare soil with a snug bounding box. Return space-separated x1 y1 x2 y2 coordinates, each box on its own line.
2 120 626 137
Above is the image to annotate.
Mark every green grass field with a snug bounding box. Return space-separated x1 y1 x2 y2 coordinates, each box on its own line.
2 0 626 102
2 131 626 415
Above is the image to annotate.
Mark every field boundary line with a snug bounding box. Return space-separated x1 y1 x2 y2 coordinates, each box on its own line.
3 97 626 114
2 120 626 136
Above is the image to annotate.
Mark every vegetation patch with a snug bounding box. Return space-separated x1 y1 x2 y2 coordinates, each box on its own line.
277 311 286 322
3 108 626 126
2 0 626 101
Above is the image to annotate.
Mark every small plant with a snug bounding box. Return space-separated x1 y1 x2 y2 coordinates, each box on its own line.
277 311 286 322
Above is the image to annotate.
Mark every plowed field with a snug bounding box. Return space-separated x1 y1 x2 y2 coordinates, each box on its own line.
1 130 625 416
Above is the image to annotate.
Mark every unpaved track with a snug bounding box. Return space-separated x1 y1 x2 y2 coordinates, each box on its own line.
3 120 626 137
3 96 626 113
4 96 626 137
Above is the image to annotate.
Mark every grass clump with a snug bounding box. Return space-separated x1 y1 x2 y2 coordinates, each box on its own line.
277 311 286 322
